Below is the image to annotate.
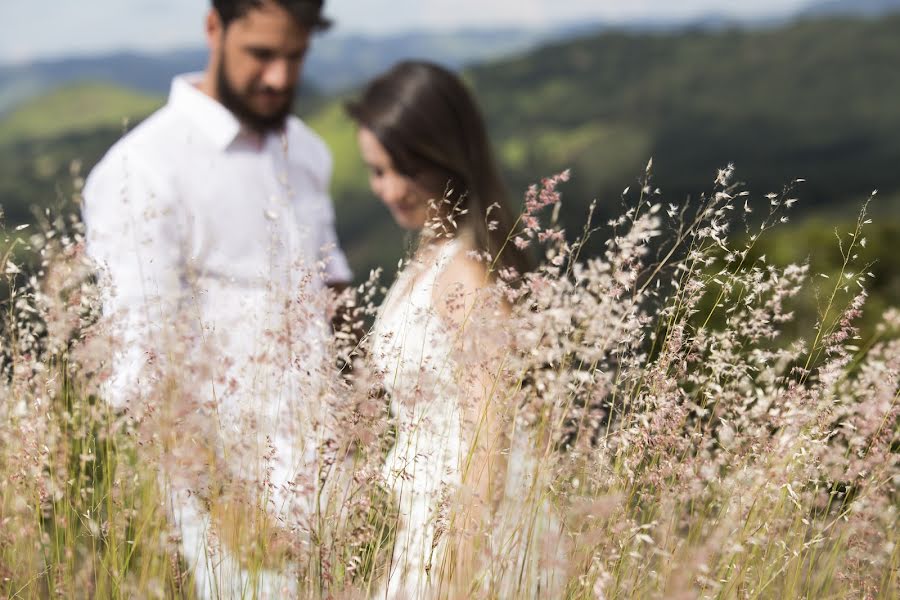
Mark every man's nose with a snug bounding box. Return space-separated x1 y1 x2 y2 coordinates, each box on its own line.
261 59 293 91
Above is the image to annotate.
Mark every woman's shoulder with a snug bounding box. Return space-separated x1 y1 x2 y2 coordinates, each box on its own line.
436 245 488 290
431 234 492 324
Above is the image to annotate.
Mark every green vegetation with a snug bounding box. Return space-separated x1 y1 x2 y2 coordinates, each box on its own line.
468 16 900 225
0 82 161 144
750 213 900 335
2 18 899 594
2 16 899 300
0 84 160 227
303 16 900 284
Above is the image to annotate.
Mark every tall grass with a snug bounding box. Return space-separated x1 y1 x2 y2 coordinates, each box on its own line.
1 164 896 598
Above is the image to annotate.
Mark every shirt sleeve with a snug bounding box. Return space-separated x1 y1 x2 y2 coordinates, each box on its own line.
82 147 187 408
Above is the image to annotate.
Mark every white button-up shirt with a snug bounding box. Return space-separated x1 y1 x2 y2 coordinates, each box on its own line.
83 73 351 409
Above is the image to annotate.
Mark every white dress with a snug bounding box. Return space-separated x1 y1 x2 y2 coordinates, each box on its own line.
369 238 567 599
370 238 467 598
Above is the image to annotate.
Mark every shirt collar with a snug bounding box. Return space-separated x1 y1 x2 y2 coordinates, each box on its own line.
168 72 242 150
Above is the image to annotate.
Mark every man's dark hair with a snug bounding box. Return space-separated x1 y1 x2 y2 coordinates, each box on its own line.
212 0 331 31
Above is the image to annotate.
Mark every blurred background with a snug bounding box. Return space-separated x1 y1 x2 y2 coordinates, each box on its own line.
2 0 899 331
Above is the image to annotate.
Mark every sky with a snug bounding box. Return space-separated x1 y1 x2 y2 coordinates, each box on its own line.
3 0 814 64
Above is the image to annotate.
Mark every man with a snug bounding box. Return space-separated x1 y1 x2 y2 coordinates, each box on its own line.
82 1 350 596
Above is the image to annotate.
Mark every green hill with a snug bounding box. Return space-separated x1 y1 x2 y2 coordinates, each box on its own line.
0 84 160 225
470 16 900 222
0 82 162 144
2 16 900 295
302 15 900 278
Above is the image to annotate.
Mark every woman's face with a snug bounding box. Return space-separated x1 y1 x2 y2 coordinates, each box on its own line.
357 127 431 230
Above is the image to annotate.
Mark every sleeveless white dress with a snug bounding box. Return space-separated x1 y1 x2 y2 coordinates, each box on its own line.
369 238 567 598
370 238 467 598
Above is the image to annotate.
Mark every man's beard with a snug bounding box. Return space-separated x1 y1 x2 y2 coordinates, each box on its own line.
216 54 295 134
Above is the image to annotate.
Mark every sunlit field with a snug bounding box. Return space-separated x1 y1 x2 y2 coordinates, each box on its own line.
1 165 896 599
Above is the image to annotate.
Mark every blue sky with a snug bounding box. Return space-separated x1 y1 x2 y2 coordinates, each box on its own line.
5 0 813 63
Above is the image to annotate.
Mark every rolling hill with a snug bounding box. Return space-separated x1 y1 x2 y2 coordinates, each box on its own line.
0 84 161 227
2 15 899 287
0 49 203 116
302 15 900 277
0 82 162 145
0 26 585 116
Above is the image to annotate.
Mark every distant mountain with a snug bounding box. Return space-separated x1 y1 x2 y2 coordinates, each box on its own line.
3 15 900 280
0 49 205 116
0 83 161 145
800 0 900 17
0 26 583 116
303 28 561 93
6 2 900 116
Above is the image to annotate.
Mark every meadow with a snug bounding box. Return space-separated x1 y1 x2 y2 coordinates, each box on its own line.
1 12 898 599
1 162 896 598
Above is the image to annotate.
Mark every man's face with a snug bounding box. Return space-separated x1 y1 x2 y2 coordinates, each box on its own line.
209 2 311 132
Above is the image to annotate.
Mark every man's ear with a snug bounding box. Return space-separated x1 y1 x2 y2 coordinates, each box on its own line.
205 9 223 52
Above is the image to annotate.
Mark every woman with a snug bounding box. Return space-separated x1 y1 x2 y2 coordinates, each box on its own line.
346 61 538 597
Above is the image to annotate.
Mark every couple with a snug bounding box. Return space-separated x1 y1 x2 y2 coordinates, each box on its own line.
83 0 544 598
